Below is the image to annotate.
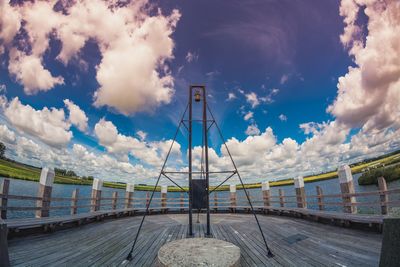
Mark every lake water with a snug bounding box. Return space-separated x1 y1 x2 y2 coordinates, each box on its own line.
1 174 400 219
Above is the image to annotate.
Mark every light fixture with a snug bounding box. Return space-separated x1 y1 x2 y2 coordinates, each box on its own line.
194 90 201 102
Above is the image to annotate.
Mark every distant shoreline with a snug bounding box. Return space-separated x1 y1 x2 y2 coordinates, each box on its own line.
1 150 399 191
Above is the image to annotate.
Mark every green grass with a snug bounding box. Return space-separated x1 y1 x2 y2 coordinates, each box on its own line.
358 164 400 185
1 150 399 191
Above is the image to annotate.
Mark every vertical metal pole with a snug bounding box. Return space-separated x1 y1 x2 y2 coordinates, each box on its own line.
202 87 211 236
188 87 193 236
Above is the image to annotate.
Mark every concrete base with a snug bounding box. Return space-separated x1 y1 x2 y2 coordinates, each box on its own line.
157 238 240 267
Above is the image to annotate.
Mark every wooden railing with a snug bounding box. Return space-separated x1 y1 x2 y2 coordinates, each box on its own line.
1 176 399 221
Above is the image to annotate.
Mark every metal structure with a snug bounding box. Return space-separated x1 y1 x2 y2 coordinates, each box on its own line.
125 85 273 261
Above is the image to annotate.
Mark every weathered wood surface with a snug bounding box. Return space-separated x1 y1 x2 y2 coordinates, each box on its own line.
8 213 382 266
3 205 386 236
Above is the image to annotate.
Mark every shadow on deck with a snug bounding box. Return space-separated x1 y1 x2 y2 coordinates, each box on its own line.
8 213 382 266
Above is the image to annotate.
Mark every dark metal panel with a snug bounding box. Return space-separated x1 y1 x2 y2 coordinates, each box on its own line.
192 179 207 209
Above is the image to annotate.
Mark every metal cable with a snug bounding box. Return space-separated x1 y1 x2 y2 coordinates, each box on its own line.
206 103 274 257
125 104 189 262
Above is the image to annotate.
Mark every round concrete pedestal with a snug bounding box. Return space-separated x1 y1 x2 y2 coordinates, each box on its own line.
157 238 240 267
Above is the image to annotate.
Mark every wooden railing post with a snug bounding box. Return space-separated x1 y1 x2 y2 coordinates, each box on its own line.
112 192 118 210
146 192 150 208
70 188 79 215
214 192 218 211
294 176 307 208
180 192 184 212
125 183 134 209
161 186 167 213
0 179 10 219
338 165 357 214
378 177 388 215
316 186 324 211
0 219 10 267
36 168 54 218
262 181 270 208
230 184 237 212
279 189 285 207
90 178 103 212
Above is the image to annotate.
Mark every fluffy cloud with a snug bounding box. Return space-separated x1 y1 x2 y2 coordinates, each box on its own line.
5 1 65 94
243 111 253 121
3 97 72 147
226 92 237 101
94 118 181 166
4 131 155 183
225 127 276 167
280 74 289 84
245 89 279 109
0 124 16 144
64 99 88 132
93 6 180 114
1 0 181 114
279 114 287 121
136 130 147 141
8 49 64 94
185 51 198 63
245 124 260 136
0 97 89 148
201 121 400 182
0 0 20 54
328 0 400 132
5 114 400 184
245 92 260 108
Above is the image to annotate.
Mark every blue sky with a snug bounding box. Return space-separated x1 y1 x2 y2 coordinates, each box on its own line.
0 0 399 185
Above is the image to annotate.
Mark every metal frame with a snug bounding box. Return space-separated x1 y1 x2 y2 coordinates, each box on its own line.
188 85 211 236
125 85 273 262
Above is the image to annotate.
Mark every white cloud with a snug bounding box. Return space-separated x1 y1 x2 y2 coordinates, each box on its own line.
245 92 260 108
137 130 147 141
271 88 279 95
93 9 180 114
185 51 198 63
245 124 260 136
245 89 279 108
328 0 400 132
64 99 88 132
280 74 289 84
8 49 64 94
260 88 279 104
2 113 400 185
279 114 287 121
243 111 253 121
177 65 184 74
0 1 21 54
226 92 237 101
0 124 16 144
94 118 181 166
1 0 181 114
3 97 72 147
5 132 156 184
206 70 220 78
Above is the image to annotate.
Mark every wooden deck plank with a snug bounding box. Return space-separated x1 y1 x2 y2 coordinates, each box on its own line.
7 213 382 267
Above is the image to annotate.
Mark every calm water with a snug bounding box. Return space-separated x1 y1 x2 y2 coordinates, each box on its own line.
1 174 400 219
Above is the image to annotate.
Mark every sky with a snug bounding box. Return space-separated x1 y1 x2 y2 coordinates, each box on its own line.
0 0 399 186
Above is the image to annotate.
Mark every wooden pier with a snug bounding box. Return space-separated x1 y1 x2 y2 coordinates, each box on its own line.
1 173 399 266
7 213 382 266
